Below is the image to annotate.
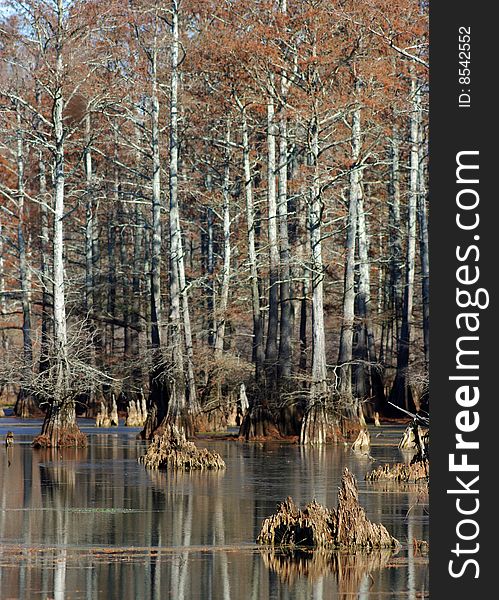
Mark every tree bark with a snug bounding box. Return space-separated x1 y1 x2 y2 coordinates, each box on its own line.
277 100 292 379
417 106 429 374
265 89 279 377
338 106 361 404
38 4 85 446
389 125 403 363
165 0 190 430
14 105 37 417
241 105 264 379
150 47 163 351
389 77 419 413
355 190 386 416
300 110 328 445
214 121 232 357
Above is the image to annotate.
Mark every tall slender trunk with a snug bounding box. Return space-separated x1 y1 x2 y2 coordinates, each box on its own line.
92 191 102 369
14 106 35 416
214 121 232 357
172 10 197 416
389 77 419 413
84 115 94 317
130 189 144 392
38 124 51 377
120 203 131 367
177 214 198 412
17 119 32 368
130 120 145 396
300 110 328 445
265 90 279 377
389 125 403 362
38 7 84 446
150 49 162 350
0 218 9 404
105 205 117 361
277 101 292 379
338 106 361 402
241 105 264 379
207 203 215 346
0 220 8 358
417 107 429 374
141 38 168 439
82 114 98 415
167 0 188 423
297 192 309 372
356 191 386 415
50 68 68 405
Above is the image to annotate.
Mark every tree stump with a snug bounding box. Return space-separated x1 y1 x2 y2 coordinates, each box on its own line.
110 397 119 426
139 423 225 471
366 461 429 483
258 468 398 549
352 428 370 452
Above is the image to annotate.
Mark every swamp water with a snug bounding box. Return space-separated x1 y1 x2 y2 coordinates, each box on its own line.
0 419 428 599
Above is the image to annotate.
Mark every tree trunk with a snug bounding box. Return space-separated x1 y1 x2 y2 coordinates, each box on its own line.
172 8 198 419
241 105 264 379
417 108 429 375
296 192 309 373
37 17 85 446
265 89 279 379
389 125 403 365
300 111 328 445
142 40 168 439
130 131 144 397
0 221 8 358
277 102 292 379
150 51 162 351
164 0 190 433
338 106 361 405
389 77 419 413
38 148 51 377
14 105 37 417
105 207 117 361
214 121 232 357
207 203 215 347
84 115 94 317
120 202 131 380
82 114 98 416
355 191 385 417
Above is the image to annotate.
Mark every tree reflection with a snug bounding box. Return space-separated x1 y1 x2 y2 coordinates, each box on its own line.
260 547 395 598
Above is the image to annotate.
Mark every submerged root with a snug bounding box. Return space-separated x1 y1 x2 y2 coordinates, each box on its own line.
258 468 399 550
138 423 225 471
366 460 429 483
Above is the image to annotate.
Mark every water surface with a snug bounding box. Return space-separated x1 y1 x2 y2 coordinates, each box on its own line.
0 418 428 599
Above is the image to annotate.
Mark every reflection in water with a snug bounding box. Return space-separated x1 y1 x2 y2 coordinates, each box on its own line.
0 424 428 599
261 547 394 595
